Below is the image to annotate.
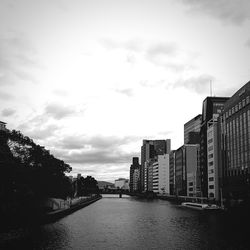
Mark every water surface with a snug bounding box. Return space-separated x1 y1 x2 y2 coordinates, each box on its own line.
0 194 249 249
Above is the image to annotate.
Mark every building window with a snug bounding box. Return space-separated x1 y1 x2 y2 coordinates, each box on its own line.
235 104 238 112
208 138 213 144
243 99 246 107
209 185 214 189
189 182 193 186
209 161 213 166
239 101 242 109
189 187 193 191
209 177 214 181
208 153 213 159
208 169 214 174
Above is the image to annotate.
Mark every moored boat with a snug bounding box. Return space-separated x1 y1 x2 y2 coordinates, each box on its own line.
181 202 221 210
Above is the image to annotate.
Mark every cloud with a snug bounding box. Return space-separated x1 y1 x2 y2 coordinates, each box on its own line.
1 108 16 117
100 38 142 52
53 89 69 97
61 149 135 165
179 0 250 25
173 75 215 94
145 43 190 71
45 103 76 120
115 88 134 97
0 91 13 100
58 134 139 150
101 38 191 72
53 134 140 165
245 38 250 48
0 32 39 86
26 124 60 140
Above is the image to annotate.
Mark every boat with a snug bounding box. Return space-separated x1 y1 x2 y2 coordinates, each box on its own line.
181 202 221 210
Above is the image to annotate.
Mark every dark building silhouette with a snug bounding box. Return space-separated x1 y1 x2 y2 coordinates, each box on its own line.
184 115 202 144
219 81 250 201
129 157 140 192
200 97 229 197
140 139 171 192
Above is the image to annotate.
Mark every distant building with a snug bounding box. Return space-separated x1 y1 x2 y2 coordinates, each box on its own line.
152 154 170 195
184 115 202 144
140 139 171 192
129 157 140 192
146 159 155 192
132 169 140 192
219 81 250 201
115 178 129 190
0 121 7 131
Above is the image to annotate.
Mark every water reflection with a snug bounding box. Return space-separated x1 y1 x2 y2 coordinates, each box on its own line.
1 195 249 249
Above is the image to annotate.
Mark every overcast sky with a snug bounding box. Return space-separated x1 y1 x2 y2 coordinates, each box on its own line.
1 0 250 182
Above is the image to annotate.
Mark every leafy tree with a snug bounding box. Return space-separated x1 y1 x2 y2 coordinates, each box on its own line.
77 176 99 196
0 129 73 206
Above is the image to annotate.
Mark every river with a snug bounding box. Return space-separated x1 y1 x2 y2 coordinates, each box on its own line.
0 194 249 249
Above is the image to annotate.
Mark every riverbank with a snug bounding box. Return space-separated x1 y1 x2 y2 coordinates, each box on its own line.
0 195 102 232
43 195 102 223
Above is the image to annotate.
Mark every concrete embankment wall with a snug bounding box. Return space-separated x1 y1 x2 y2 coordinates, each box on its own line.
44 195 102 223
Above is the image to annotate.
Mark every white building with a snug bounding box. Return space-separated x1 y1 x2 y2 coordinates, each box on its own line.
207 115 219 201
115 178 129 190
152 154 170 195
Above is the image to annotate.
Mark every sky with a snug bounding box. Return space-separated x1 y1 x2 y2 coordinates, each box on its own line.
0 0 250 182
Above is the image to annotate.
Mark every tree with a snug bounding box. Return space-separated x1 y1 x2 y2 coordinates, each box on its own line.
77 176 99 196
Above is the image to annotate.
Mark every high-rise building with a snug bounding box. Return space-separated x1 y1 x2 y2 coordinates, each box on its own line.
140 139 171 192
129 157 140 192
219 81 250 201
132 169 140 192
184 115 202 144
175 144 200 197
207 116 220 201
169 150 176 195
200 97 229 197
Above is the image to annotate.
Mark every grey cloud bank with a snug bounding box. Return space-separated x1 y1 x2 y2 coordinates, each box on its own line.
180 0 250 24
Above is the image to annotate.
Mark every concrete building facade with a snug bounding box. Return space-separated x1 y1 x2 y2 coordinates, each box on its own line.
140 139 171 192
219 81 250 201
152 154 170 194
207 116 220 201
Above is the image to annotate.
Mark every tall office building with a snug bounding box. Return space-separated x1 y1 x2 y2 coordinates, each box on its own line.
169 150 176 195
129 157 140 192
175 144 200 196
140 139 171 192
200 97 229 197
184 115 202 144
219 81 250 201
207 116 219 200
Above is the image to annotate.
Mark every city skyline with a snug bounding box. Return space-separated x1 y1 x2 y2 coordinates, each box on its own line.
0 0 250 182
